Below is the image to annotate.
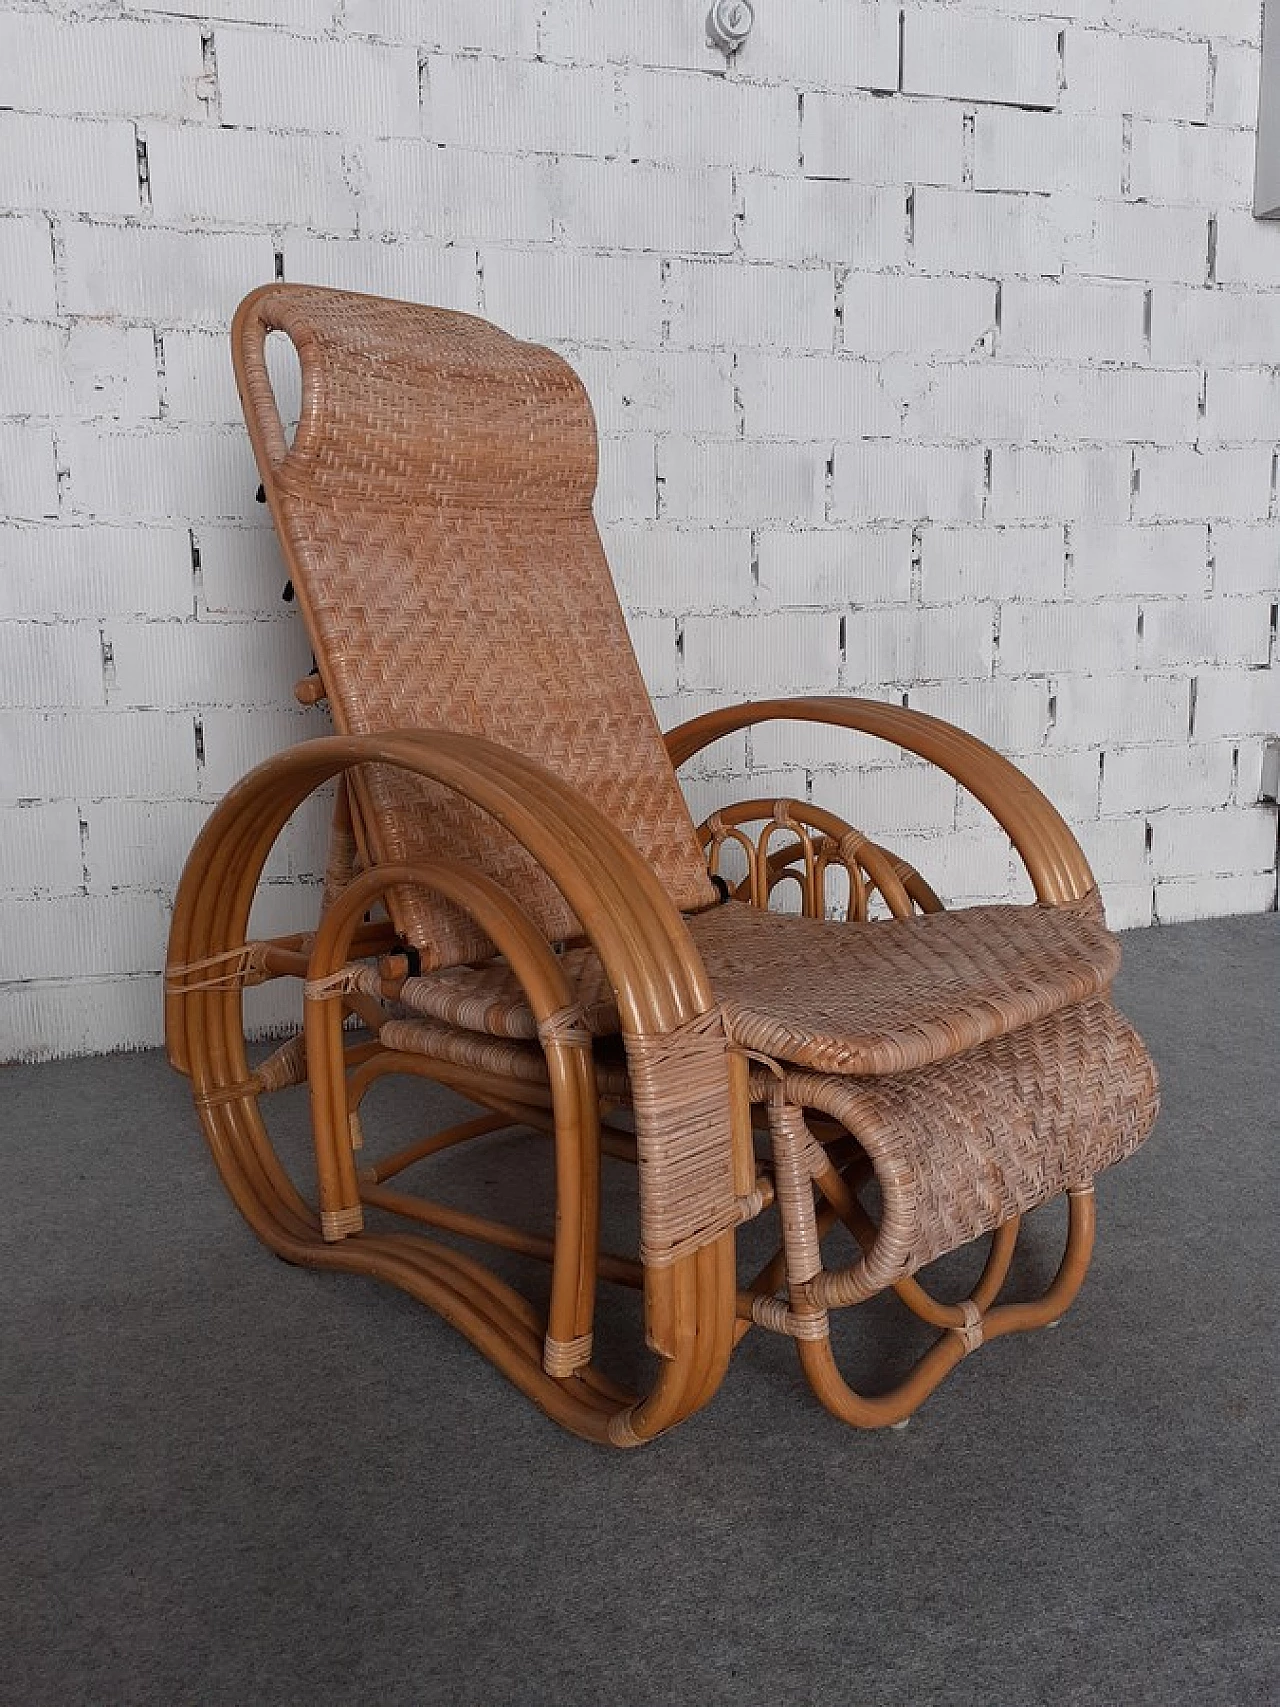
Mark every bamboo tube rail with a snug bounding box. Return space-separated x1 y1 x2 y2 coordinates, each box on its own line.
666 697 1098 906
168 731 744 1444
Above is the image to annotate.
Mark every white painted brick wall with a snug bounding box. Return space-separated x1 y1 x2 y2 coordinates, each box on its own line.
596 434 659 521
1150 286 1277 366
0 621 103 709
845 604 995 683
840 274 997 357
740 177 902 266
572 347 737 436
1100 744 1235 816
3 802 86 898
754 529 912 609
1150 807 1277 879
1135 447 1274 522
658 439 826 524
0 112 141 215
1049 674 1190 747
1193 667 1280 740
626 67 797 172
911 678 1050 753
902 10 1061 110
1128 121 1256 209
1213 522 1280 594
428 55 622 158
0 0 1276 1061
804 94 964 187
1069 523 1208 598
348 0 539 58
1203 371 1280 444
284 233 480 307
912 187 1062 275
146 124 357 230
737 1 900 93
999 279 1147 363
0 14 206 122
974 109 1124 199
219 29 419 137
554 156 736 253
736 353 897 440
990 445 1133 522
919 526 1064 602
605 525 754 613
483 249 664 346
1140 595 1272 668
822 765 960 837
538 0 726 74
0 423 59 520
62 224 280 325
0 523 192 619
681 612 839 694
1063 199 1211 286
0 216 58 317
998 602 1137 674
195 707 328 796
1112 0 1259 36
1063 31 1210 123
1213 43 1263 129
664 259 833 350
832 442 986 523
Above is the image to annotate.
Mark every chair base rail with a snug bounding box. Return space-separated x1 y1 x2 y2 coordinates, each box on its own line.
167 747 1156 1446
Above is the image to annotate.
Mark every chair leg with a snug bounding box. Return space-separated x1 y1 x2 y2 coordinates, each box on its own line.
761 1094 1100 1428
794 1186 1097 1428
187 1020 642 1443
811 1147 1022 1329
168 750 743 1446
540 1040 602 1379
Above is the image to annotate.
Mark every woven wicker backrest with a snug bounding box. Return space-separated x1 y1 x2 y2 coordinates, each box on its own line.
233 284 716 969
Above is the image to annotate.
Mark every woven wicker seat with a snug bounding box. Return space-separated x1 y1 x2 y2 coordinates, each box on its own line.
166 284 1159 1444
690 895 1122 1075
378 896 1120 1079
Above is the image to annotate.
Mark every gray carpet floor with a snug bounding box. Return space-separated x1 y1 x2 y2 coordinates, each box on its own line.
2 915 1277 1707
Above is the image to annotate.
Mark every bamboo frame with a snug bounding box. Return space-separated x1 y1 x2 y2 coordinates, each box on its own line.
699 796 941 920
167 731 741 1444
666 697 1097 907
166 285 1159 1446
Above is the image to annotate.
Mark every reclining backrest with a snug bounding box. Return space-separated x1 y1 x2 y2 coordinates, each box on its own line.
233 284 716 969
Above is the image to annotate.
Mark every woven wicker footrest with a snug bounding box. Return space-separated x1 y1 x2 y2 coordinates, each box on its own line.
784 996 1159 1306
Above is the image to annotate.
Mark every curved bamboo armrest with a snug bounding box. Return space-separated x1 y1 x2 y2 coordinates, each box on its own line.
170 727 716 1054
166 728 745 1440
166 729 752 1257
664 696 1096 907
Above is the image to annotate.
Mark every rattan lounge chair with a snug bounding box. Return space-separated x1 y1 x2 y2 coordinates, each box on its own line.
166 285 1158 1445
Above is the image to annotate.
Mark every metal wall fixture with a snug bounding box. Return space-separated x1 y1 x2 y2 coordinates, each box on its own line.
707 0 755 55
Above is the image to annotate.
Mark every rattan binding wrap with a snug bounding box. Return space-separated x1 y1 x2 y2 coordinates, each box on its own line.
234 284 716 973
381 1008 748 1265
622 1011 749 1267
